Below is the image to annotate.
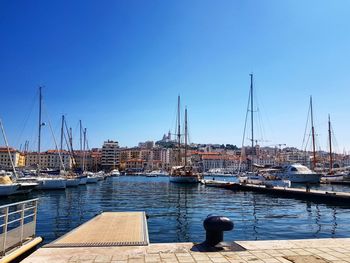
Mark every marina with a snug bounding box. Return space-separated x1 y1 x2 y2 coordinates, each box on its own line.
2 176 350 247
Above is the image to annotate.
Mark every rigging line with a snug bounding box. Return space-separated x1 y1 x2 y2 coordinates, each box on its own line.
15 90 38 149
238 85 252 172
42 101 65 171
301 102 311 150
304 132 311 152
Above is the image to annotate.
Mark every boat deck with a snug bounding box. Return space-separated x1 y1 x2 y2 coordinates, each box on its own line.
45 212 149 248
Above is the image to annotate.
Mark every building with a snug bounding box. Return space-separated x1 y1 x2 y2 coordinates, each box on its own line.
101 140 120 171
25 150 72 169
0 147 25 168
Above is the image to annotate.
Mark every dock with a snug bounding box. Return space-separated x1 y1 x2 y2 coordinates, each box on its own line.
21 236 350 262
202 180 350 205
21 210 350 262
45 212 149 248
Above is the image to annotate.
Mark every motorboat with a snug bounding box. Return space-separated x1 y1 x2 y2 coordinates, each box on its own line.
276 164 321 183
146 170 168 177
239 172 291 188
321 173 345 183
110 169 120 177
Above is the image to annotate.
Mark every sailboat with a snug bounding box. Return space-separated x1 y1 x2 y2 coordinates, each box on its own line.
320 115 344 183
18 87 67 190
238 74 291 187
276 96 321 183
0 119 40 194
169 96 201 183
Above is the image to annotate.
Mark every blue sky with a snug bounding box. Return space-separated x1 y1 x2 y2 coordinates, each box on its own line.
0 0 350 152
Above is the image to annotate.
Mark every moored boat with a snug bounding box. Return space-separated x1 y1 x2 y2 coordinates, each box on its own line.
276 164 321 183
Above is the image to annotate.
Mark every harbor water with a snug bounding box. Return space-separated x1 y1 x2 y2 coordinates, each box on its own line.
2 176 350 245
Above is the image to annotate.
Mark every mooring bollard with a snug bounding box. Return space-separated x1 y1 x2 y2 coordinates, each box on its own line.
203 215 234 247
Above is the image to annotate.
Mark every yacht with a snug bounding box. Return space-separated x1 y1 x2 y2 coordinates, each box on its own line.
85 172 99 183
239 172 291 188
146 170 169 177
110 169 120 177
321 173 345 183
276 164 321 183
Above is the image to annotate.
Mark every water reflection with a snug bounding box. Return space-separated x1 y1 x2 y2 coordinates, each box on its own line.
0 176 349 244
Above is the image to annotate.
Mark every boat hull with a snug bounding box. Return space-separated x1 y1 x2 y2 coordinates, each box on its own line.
15 183 39 194
36 179 66 190
169 176 199 183
86 177 98 183
78 176 87 185
66 178 80 187
321 174 344 183
278 173 321 183
0 184 19 196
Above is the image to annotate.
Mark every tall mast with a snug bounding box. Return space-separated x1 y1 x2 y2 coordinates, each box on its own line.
79 120 82 152
328 114 333 174
37 87 43 171
310 96 317 170
250 74 254 172
250 74 254 152
177 95 181 166
184 107 188 167
60 115 64 152
83 128 86 172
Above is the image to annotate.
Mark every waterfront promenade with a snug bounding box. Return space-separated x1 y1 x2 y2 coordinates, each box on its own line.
22 238 350 262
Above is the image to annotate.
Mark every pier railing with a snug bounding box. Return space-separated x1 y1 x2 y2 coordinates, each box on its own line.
0 198 39 255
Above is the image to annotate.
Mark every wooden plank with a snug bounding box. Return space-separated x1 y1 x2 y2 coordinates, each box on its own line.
45 212 149 247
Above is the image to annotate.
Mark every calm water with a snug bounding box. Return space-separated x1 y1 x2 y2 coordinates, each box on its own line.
2 176 350 245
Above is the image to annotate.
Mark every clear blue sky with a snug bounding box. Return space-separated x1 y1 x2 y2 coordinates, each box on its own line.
1 0 350 152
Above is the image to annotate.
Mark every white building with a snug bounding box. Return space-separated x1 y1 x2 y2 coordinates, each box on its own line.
101 140 120 170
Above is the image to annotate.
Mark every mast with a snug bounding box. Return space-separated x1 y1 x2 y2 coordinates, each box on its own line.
80 120 83 169
37 87 43 172
250 74 254 172
177 95 181 166
328 114 333 174
83 128 86 172
0 119 17 179
184 107 188 167
60 115 64 152
79 120 82 152
310 96 317 170
250 74 254 152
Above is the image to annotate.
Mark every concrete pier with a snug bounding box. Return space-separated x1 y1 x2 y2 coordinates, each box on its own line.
21 238 350 262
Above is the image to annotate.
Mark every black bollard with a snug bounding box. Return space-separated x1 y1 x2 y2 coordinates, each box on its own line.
203 215 234 247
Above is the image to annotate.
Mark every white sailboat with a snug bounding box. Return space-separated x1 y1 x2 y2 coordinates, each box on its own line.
238 74 291 187
32 87 67 190
0 119 39 195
